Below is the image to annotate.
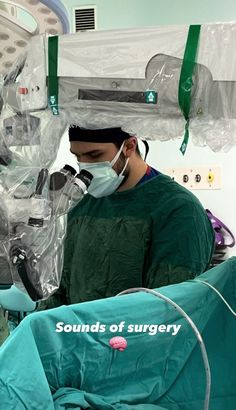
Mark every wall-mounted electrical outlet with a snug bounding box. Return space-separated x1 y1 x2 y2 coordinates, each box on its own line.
164 167 221 190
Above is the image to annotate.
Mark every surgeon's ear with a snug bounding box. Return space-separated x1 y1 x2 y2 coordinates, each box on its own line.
123 137 137 157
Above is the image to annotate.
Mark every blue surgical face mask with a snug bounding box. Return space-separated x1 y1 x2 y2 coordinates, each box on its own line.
78 141 129 198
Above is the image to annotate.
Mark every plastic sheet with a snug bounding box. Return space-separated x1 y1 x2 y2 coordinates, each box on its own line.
0 164 92 300
2 23 236 149
1 21 236 300
0 71 93 299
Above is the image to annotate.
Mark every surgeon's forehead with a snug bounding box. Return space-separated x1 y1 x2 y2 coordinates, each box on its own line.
70 141 115 155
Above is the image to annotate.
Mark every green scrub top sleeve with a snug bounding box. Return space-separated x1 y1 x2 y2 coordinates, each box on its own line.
144 199 215 289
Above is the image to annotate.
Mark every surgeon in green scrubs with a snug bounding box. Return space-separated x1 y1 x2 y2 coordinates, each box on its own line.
39 126 215 309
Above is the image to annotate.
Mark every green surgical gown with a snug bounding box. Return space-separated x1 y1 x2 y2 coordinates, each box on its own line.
41 174 215 309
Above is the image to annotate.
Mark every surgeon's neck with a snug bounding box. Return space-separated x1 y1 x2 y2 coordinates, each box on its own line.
117 156 148 192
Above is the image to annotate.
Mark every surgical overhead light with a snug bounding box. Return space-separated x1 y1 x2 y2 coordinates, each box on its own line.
0 0 70 76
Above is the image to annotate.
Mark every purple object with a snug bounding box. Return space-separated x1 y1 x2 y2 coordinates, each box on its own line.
206 209 235 248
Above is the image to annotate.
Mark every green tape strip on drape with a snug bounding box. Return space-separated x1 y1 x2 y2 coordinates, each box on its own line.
48 36 59 115
178 25 201 154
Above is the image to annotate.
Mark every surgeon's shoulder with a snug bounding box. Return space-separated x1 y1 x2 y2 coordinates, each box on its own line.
144 172 190 195
149 173 206 210
148 174 214 246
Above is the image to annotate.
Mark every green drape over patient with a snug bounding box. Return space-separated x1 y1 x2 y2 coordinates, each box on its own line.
1 258 236 409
